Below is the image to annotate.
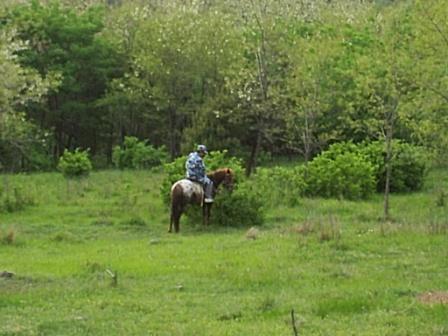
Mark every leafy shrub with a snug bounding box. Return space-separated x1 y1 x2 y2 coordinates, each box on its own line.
112 136 168 169
304 145 376 200
182 185 265 228
161 150 263 226
211 188 265 227
304 140 430 199
57 148 92 178
0 112 53 172
360 140 428 192
251 166 307 207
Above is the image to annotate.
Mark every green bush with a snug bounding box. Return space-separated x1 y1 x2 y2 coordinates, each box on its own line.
360 140 429 192
0 112 53 172
161 150 263 227
251 166 307 207
112 136 168 169
304 144 376 200
303 141 430 199
211 188 265 227
182 184 265 228
57 148 92 178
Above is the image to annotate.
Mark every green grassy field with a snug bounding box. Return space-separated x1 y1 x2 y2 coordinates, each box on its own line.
1 169 448 335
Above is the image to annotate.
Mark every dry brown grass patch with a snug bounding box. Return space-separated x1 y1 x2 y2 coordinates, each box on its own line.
288 221 315 236
417 291 448 305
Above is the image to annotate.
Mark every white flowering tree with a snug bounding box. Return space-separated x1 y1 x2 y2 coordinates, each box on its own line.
0 29 59 171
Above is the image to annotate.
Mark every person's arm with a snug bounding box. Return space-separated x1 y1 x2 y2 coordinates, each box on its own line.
186 154 196 179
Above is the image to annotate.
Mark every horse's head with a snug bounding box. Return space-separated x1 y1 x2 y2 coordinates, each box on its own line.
209 168 234 192
222 168 234 192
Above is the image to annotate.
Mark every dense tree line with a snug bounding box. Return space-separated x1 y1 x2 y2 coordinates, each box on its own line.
0 0 447 172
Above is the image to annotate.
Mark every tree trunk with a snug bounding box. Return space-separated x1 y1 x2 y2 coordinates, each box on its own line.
169 107 177 160
302 114 312 163
383 111 394 221
246 128 262 177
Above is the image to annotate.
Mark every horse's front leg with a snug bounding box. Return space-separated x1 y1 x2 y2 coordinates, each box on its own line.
168 211 173 233
202 203 212 226
202 204 208 226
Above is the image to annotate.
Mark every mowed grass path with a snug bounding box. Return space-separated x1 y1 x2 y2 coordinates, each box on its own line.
1 169 448 335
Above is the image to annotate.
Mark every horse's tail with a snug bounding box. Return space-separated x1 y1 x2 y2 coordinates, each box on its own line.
170 184 184 210
169 183 184 232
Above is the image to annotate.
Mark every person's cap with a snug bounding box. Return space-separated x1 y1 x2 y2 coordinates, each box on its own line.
197 144 208 153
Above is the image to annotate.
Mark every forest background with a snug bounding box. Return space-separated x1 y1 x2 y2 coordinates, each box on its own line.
1 0 447 175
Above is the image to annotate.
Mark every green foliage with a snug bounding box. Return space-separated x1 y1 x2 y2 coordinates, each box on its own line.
0 27 57 113
360 140 429 192
1 0 446 174
0 112 53 172
0 27 56 172
303 141 429 199
251 166 307 207
304 143 377 200
112 136 168 169
404 0 448 163
57 148 92 178
211 188 265 227
200 149 245 178
305 140 429 199
6 0 123 158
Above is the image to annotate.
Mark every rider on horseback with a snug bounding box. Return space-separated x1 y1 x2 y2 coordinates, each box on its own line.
186 144 214 203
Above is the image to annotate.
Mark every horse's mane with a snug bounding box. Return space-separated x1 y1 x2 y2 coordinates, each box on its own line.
207 168 233 185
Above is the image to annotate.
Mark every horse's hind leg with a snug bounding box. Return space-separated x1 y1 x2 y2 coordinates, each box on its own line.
169 207 182 233
169 201 179 233
170 202 183 233
174 210 182 233
169 214 181 233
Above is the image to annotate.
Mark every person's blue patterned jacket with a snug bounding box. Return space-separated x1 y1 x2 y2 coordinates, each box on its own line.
185 151 207 184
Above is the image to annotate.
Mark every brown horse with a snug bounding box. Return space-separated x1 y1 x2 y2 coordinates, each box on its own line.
168 168 234 233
